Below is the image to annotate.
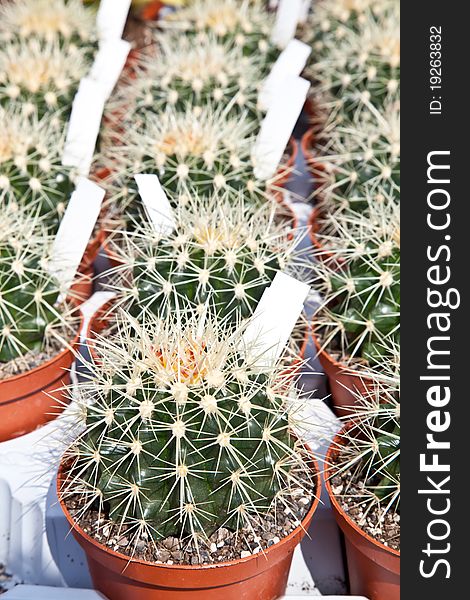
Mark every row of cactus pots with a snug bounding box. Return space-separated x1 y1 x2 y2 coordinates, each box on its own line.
0 1 400 599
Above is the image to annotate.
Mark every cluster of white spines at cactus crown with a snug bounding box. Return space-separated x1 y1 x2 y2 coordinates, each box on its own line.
0 38 89 111
0 0 97 44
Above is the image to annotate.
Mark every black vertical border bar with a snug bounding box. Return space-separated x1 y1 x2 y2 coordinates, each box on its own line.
402 2 466 598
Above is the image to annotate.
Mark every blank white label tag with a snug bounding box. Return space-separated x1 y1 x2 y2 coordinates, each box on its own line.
259 39 311 111
134 174 176 235
252 76 310 181
80 290 117 338
48 178 105 293
89 39 131 100
299 0 312 23
271 0 304 48
241 272 310 368
62 78 107 176
96 0 132 41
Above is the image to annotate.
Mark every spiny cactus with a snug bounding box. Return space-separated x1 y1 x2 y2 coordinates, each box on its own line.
105 191 302 322
329 378 400 540
117 33 266 120
0 106 75 230
160 0 279 65
313 198 400 369
0 0 97 51
61 307 315 553
103 105 278 224
312 99 400 214
306 1 400 116
0 38 90 119
0 206 72 364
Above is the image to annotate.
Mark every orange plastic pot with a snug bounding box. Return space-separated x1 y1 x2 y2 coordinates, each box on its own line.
312 330 373 417
139 1 165 21
275 137 299 188
325 427 400 600
0 320 82 442
57 452 321 600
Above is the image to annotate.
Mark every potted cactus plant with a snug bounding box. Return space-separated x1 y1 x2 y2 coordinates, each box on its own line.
116 32 266 120
158 0 279 65
325 377 400 600
0 207 82 442
104 190 302 321
312 198 400 414
102 105 293 228
57 307 321 599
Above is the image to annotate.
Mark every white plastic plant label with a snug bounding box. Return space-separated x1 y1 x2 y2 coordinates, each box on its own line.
79 291 117 339
252 76 310 181
271 0 304 48
259 39 311 111
134 174 176 236
241 272 310 368
89 39 131 100
96 0 132 42
48 178 105 294
299 0 312 23
62 78 107 176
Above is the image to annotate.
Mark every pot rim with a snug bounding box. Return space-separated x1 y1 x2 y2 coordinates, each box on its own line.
325 423 400 558
57 443 321 572
0 316 83 390
311 326 373 382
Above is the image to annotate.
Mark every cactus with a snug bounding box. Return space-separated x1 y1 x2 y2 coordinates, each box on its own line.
329 378 400 534
160 0 279 66
105 191 302 322
313 99 400 215
313 197 400 370
0 206 72 364
115 33 265 120
0 38 90 119
306 1 400 116
0 0 97 52
0 106 75 230
103 104 278 225
61 307 315 553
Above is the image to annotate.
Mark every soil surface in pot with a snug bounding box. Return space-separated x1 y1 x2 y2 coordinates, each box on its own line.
0 318 78 380
64 464 316 566
330 463 400 551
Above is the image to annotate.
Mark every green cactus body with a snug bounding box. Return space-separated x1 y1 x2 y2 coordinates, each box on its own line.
107 193 297 322
0 38 90 119
0 208 64 364
314 199 400 369
160 0 279 69
123 33 265 121
67 309 311 544
0 107 75 231
104 106 271 226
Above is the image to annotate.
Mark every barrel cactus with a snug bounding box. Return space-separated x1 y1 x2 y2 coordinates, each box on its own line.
61 307 315 554
313 199 400 370
0 207 71 364
305 1 400 116
329 377 400 536
105 191 301 321
0 0 97 52
104 105 277 224
0 38 90 118
116 33 265 120
0 106 75 230
160 0 278 65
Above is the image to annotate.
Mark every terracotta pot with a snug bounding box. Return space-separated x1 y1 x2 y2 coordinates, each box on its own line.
0 320 82 442
275 137 299 188
312 330 374 417
57 451 321 600
139 0 165 21
325 427 400 600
